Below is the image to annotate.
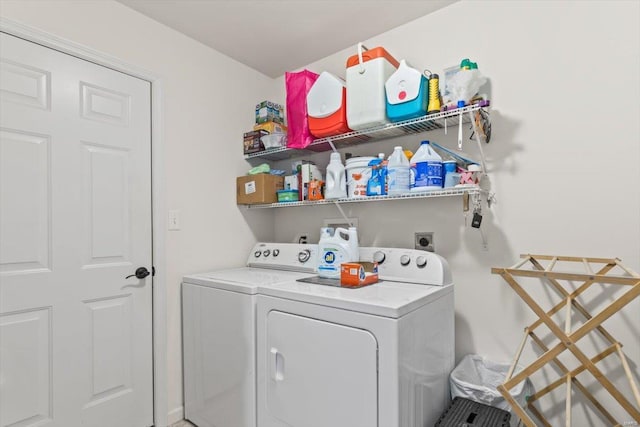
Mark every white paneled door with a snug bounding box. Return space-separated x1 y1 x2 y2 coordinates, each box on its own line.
0 33 153 427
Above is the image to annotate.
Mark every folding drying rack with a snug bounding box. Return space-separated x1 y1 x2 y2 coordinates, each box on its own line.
491 254 640 426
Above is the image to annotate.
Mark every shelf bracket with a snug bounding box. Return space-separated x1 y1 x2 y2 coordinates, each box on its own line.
468 109 488 173
327 138 338 153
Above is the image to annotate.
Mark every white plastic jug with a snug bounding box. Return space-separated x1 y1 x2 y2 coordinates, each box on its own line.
324 152 347 199
387 146 410 195
411 140 443 191
317 227 359 279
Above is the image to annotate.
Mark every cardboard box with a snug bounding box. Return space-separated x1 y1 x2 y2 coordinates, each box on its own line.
253 121 287 134
340 262 379 287
236 174 284 205
255 101 285 125
295 162 323 201
244 129 268 155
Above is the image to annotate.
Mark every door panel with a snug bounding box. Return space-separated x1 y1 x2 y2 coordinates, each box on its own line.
266 311 378 427
0 129 51 273
0 58 50 110
80 82 131 126
0 308 52 427
82 143 131 266
0 32 152 427
84 294 133 405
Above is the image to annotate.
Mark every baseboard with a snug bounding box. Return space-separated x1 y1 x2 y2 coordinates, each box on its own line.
167 406 184 425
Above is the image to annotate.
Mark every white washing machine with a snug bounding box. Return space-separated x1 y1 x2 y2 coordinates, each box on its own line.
256 247 454 427
182 243 319 427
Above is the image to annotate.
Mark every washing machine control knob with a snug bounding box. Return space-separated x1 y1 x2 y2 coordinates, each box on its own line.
373 251 386 264
263 249 271 257
273 249 280 257
298 249 311 263
400 254 411 266
416 256 427 268
254 251 261 258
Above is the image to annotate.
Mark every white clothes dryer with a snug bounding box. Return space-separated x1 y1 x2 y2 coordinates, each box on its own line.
182 243 318 427
256 247 454 427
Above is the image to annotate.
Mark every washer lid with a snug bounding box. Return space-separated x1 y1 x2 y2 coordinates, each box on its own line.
183 267 314 294
258 280 453 318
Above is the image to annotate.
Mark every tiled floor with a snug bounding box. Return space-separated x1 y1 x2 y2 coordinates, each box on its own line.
170 421 194 427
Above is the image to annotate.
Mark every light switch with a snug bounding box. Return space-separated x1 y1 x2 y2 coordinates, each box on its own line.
168 210 181 231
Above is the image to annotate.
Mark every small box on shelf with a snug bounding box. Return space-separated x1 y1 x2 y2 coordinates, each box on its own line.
243 129 269 155
253 121 287 134
236 174 284 205
255 101 285 125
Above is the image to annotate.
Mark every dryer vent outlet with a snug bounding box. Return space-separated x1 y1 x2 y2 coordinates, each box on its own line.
415 232 435 252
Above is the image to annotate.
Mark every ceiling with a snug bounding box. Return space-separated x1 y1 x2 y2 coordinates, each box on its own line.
117 0 458 78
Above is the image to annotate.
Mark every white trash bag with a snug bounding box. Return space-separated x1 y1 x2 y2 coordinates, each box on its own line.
450 354 533 427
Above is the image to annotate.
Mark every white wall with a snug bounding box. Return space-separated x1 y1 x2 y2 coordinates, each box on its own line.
0 1 276 424
2 0 638 425
271 1 640 425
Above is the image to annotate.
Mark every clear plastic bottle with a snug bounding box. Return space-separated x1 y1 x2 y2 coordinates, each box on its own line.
324 152 347 199
387 146 410 195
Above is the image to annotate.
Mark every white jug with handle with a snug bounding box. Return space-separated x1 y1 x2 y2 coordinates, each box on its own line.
317 227 359 279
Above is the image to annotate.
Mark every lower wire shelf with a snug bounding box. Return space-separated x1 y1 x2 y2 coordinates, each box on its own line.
241 186 481 209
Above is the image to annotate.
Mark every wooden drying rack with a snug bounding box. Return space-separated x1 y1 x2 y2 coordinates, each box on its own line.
491 254 640 427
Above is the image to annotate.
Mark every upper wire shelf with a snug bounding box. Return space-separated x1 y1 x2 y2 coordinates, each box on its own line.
244 103 489 161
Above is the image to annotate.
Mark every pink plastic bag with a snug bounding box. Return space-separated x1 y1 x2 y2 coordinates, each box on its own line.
285 70 319 149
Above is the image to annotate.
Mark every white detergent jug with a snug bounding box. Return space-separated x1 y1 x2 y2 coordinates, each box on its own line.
411 140 443 191
324 152 347 199
317 227 359 279
387 146 411 195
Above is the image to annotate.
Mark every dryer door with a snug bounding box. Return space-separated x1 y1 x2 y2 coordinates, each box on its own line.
266 311 378 427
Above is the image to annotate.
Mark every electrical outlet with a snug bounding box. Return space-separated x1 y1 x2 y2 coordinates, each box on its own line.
415 232 434 252
294 233 310 244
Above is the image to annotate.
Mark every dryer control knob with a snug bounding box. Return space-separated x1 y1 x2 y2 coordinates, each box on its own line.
416 256 427 268
298 249 311 263
254 251 261 258
373 251 386 264
273 249 280 257
263 249 271 257
400 254 411 266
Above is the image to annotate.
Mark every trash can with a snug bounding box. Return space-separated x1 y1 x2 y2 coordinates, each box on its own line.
450 354 533 427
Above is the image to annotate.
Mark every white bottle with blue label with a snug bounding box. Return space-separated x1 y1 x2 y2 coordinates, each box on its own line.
411 140 443 191
387 146 411 195
317 227 359 279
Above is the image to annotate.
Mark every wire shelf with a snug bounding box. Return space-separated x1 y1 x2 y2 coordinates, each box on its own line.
244 103 488 161
242 186 481 209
